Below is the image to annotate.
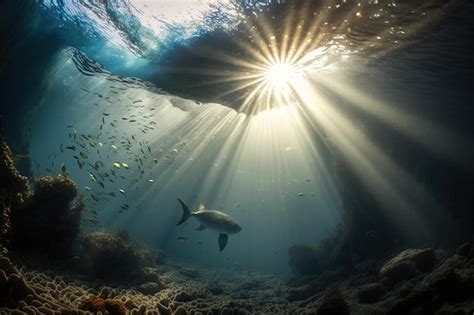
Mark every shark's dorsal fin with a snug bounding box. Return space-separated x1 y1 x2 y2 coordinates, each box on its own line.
198 203 206 211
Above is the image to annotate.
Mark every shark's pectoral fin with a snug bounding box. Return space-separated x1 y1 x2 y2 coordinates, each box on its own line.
218 234 228 251
196 224 206 231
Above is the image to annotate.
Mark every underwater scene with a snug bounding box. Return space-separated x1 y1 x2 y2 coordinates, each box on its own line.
0 0 473 314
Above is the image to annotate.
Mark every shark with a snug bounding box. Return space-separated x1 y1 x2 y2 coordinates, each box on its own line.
176 198 241 251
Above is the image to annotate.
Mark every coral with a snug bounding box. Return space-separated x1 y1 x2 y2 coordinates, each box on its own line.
80 231 142 280
1 242 474 314
0 138 30 252
78 296 106 313
9 176 83 257
79 231 162 283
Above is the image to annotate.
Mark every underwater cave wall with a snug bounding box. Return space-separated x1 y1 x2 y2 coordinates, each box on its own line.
0 0 65 177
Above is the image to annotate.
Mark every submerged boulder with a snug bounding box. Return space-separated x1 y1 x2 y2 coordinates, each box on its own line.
379 248 438 286
9 176 83 257
80 231 141 280
357 282 387 304
79 231 162 282
317 288 349 315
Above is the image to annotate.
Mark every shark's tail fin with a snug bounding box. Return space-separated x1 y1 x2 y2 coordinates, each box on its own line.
177 198 192 226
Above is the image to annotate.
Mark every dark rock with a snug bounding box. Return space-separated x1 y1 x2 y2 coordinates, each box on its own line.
10 176 82 257
174 291 196 302
457 242 474 259
387 286 435 315
380 260 417 285
317 288 349 315
79 231 142 280
379 248 438 285
138 281 165 295
357 283 386 304
410 248 438 272
428 264 464 302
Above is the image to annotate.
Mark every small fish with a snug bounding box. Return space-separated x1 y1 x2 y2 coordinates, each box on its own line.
111 145 118 150
66 145 76 151
84 186 91 191
121 162 129 169
11 154 29 162
112 162 121 169
177 237 190 243
61 163 68 177
89 173 97 182
118 189 126 194
110 122 117 127
80 151 88 159
154 158 158 164
103 113 110 116
77 160 83 169
60 144 64 153
87 218 99 225
297 192 305 197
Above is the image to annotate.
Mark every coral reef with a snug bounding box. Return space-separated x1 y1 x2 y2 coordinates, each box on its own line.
79 231 165 284
9 175 83 257
1 244 473 314
0 138 30 253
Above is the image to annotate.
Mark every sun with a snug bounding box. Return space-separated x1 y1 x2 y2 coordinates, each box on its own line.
264 62 299 89
264 63 297 87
